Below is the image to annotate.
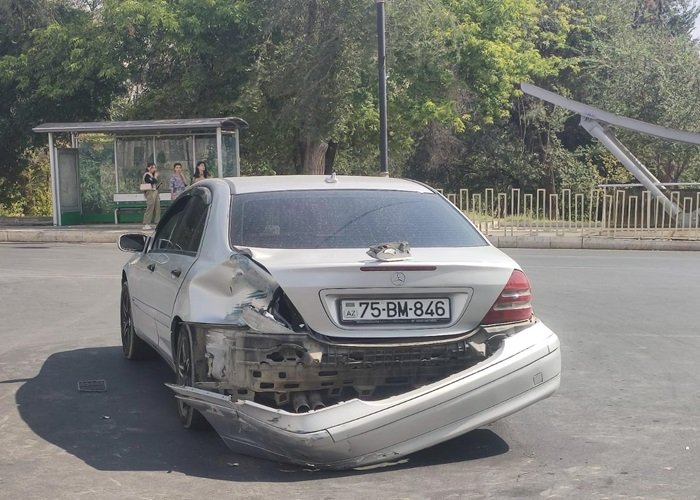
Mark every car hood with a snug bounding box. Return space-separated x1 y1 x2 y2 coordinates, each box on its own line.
246 246 518 339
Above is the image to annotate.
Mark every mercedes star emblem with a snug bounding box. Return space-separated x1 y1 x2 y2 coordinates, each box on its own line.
391 272 406 286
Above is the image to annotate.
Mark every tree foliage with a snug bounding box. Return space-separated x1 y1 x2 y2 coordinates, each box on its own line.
2 0 700 215
237 0 378 174
100 0 252 118
0 0 123 210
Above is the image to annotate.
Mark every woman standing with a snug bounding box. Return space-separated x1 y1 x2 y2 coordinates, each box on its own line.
169 162 187 200
193 161 210 183
142 162 160 230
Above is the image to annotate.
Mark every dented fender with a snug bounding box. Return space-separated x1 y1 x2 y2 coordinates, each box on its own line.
174 251 287 327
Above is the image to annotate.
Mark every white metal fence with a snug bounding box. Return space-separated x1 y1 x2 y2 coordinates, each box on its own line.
439 184 700 240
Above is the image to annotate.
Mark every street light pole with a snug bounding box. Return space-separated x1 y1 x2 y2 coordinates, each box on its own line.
376 0 389 176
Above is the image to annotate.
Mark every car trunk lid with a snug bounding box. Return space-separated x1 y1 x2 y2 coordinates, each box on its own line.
247 246 517 339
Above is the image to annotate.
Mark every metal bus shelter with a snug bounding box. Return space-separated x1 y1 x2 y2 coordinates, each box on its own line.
33 117 248 226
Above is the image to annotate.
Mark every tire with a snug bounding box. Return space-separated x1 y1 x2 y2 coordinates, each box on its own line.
120 282 153 360
175 325 209 429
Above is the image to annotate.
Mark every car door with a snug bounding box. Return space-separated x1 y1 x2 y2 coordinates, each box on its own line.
126 248 160 348
146 190 210 356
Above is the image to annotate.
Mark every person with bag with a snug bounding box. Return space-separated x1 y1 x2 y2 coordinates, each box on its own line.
141 162 160 230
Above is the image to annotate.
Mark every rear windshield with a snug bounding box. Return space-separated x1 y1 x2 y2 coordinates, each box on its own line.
230 189 487 249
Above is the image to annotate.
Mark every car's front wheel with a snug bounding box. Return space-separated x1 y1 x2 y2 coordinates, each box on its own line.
175 325 208 429
120 281 152 360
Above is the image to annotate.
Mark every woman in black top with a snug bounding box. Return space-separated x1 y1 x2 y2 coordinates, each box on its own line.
193 161 210 182
142 162 160 230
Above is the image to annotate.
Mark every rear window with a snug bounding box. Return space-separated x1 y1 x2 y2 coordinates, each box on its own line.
230 189 487 249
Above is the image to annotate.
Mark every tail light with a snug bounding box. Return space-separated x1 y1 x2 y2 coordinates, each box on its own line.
481 269 533 325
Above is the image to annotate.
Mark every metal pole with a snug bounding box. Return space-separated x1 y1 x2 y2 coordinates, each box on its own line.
113 137 119 194
48 133 59 226
216 127 224 177
234 130 241 177
376 0 389 176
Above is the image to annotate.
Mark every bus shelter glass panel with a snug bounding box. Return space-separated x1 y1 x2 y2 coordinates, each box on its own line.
78 134 115 219
116 137 155 192
223 132 239 177
194 136 217 177
155 136 192 188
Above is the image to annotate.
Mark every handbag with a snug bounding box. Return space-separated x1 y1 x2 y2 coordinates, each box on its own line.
139 183 153 191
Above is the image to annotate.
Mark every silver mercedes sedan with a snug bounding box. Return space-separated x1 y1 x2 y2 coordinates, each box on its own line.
118 174 561 469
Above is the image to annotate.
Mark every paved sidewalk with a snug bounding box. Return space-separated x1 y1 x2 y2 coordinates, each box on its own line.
1 223 700 250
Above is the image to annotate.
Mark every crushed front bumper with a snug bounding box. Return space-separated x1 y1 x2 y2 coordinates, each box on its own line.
167 321 560 469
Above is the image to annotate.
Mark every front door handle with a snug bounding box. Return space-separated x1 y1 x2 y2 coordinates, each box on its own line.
171 268 182 278
147 263 156 272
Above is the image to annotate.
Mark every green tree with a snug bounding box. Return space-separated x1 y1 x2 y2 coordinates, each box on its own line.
6 0 700 218
0 0 55 213
549 0 700 184
0 0 123 214
99 0 252 119
236 0 378 175
405 0 583 191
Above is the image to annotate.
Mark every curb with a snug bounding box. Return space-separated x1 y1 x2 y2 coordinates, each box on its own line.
0 228 127 244
486 235 700 251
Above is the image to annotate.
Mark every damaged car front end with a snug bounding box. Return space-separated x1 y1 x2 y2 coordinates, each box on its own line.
119 176 561 469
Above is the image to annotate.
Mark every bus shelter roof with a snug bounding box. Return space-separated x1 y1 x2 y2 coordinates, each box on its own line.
32 117 248 134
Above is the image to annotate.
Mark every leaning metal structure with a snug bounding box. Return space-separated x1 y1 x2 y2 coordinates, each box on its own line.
521 83 700 224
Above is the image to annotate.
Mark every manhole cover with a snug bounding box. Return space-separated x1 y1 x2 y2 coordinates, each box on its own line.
77 379 107 392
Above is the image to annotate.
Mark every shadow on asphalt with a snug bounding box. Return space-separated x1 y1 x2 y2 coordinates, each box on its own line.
13 347 509 480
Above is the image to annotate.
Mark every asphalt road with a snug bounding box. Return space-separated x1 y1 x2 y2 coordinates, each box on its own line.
0 243 698 499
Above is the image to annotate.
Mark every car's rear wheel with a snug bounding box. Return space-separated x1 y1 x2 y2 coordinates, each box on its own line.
120 282 152 360
175 325 208 429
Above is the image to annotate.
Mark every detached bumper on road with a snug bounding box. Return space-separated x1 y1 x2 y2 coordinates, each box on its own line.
168 321 560 469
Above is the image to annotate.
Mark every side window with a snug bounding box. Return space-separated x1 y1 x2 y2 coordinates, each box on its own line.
151 197 191 253
171 195 209 254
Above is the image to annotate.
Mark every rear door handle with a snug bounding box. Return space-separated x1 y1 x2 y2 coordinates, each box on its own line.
147 263 156 272
171 268 182 278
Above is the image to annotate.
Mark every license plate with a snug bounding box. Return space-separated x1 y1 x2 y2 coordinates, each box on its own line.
340 298 451 324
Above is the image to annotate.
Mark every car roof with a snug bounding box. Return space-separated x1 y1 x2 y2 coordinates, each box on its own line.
222 175 433 195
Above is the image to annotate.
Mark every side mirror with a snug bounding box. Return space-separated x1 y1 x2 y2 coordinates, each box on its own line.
118 233 147 253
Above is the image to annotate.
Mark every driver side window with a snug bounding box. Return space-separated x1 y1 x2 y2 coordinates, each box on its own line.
172 196 208 253
150 192 209 254
151 197 190 253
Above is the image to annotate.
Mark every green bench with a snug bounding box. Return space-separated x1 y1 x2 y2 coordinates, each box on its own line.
113 193 171 224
